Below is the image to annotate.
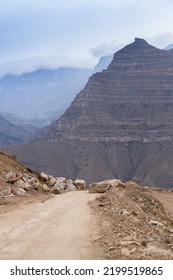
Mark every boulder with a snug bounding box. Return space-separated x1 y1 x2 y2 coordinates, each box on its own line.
16 188 26 196
66 181 77 191
23 183 35 191
27 177 38 185
89 179 126 193
14 179 34 191
28 181 41 190
50 186 61 194
54 182 66 190
5 171 22 184
74 179 86 190
42 184 50 192
39 172 49 182
14 179 28 190
106 179 126 188
48 176 57 187
89 182 111 193
34 182 44 191
56 177 68 184
23 173 33 181
125 181 139 188
0 186 11 196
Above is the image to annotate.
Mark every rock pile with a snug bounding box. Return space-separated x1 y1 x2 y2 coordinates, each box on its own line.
39 172 86 194
90 179 173 259
89 179 126 193
1 170 86 200
0 150 86 204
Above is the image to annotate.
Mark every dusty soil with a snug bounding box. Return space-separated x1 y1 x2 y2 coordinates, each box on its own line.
90 186 173 260
0 191 102 260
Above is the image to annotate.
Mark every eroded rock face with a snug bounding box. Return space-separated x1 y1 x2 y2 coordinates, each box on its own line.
46 38 173 143
5 38 173 188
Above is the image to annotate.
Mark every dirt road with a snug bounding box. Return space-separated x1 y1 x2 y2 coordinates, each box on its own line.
0 191 102 260
150 189 173 221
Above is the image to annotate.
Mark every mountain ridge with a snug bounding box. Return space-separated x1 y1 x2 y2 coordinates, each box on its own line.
5 38 173 188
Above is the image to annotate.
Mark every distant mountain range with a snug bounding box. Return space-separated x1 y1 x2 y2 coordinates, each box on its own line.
0 67 92 126
6 38 173 189
93 55 113 73
0 114 34 146
164 44 173 50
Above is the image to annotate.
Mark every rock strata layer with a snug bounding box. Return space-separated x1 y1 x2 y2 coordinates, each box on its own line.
5 39 173 188
46 38 173 143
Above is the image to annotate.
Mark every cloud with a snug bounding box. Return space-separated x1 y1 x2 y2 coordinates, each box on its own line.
89 41 124 57
149 33 173 48
1 0 173 76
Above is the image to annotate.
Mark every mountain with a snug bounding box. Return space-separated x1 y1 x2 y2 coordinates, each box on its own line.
0 112 37 133
164 44 173 50
93 55 113 73
5 38 173 188
0 67 92 126
0 114 34 146
43 38 173 143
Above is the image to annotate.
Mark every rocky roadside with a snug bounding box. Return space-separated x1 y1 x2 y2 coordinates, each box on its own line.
89 179 173 260
0 151 86 207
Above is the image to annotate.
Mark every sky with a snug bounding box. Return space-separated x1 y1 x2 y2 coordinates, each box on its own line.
0 0 173 77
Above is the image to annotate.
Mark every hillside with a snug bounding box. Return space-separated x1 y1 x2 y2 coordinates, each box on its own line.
0 150 48 205
0 115 34 147
5 38 173 188
0 67 92 126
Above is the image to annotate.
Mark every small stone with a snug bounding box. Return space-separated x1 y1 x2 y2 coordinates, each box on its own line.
141 240 147 247
119 209 130 215
132 210 138 216
16 188 26 196
149 220 164 227
130 247 137 254
120 241 140 246
121 248 130 257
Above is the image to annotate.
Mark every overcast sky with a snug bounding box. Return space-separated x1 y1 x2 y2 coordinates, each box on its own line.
0 0 173 77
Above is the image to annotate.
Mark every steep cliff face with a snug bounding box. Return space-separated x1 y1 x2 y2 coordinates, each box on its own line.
46 38 173 143
6 39 173 188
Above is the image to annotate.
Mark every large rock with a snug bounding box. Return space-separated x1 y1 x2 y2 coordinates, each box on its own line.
5 171 22 184
14 179 35 191
16 188 26 196
89 179 126 193
48 176 57 187
104 179 126 188
50 186 61 194
56 177 68 184
39 172 49 182
66 181 77 191
54 182 66 191
89 181 111 193
42 184 50 192
74 179 86 190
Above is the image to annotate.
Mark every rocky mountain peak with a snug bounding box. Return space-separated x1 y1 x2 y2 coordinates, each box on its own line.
134 37 151 46
7 38 173 188
108 38 171 70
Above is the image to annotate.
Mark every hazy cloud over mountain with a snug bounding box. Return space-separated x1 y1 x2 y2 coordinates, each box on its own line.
0 0 173 76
